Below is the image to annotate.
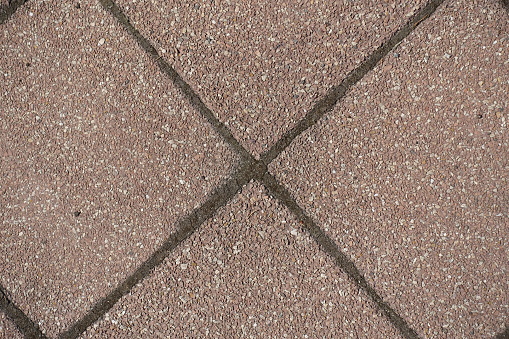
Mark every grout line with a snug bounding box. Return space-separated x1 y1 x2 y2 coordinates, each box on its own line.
501 0 509 11
261 173 421 339
98 0 255 164
495 325 509 339
58 160 263 339
0 283 48 339
91 2 445 337
5 0 498 337
41 0 443 336
260 0 446 165
0 0 28 24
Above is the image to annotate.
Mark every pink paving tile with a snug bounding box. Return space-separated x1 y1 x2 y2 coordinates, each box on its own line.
270 0 509 338
114 0 427 157
81 182 402 338
0 1 237 336
0 312 22 339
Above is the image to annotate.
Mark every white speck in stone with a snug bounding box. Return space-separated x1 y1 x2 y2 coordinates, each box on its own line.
290 229 298 236
98 38 105 46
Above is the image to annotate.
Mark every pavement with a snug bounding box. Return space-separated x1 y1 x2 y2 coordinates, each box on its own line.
0 0 508 338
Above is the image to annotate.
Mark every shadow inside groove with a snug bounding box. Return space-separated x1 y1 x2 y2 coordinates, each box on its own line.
260 0 446 165
58 161 260 339
495 326 509 339
6 0 490 337
98 0 254 163
0 284 48 339
501 0 509 10
261 173 421 339
0 0 29 24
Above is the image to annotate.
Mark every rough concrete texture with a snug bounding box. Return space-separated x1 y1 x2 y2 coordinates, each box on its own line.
270 0 509 337
2 0 509 338
114 0 427 157
82 182 402 338
0 1 237 336
0 312 22 339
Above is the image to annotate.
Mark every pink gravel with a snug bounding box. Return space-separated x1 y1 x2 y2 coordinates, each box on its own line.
82 182 402 338
0 1 237 336
114 0 428 157
1 0 507 337
270 0 509 337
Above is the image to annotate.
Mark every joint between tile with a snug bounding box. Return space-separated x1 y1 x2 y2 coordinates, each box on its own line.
495 326 509 339
0 284 47 339
260 0 446 165
98 0 254 163
0 0 28 24
6 0 501 337
260 173 421 339
58 160 258 338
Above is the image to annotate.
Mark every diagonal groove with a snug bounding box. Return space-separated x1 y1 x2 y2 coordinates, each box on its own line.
495 326 509 339
260 0 446 165
500 0 509 11
261 173 421 339
6 0 494 337
0 4 44 337
0 283 47 339
98 0 255 163
0 0 28 24
59 161 261 339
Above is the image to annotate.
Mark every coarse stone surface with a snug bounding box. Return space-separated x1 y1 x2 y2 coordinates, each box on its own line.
0 1 237 336
82 182 401 338
270 0 509 338
0 312 22 339
114 0 427 157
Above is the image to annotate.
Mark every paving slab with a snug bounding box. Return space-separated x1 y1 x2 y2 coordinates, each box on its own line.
0 1 237 336
114 0 427 157
0 312 22 339
270 0 509 338
81 182 401 338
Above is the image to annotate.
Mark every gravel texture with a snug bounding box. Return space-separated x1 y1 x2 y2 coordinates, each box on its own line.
114 0 427 157
82 182 401 338
270 0 509 337
0 312 22 339
2 0 508 337
0 1 237 336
